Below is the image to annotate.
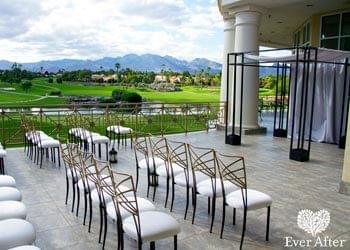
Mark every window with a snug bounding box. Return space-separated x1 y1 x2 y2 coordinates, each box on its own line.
320 12 350 51
294 22 310 47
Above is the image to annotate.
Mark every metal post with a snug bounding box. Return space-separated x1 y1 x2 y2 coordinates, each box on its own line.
339 58 349 149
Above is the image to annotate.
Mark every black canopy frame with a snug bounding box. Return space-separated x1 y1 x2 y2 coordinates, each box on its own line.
225 46 350 162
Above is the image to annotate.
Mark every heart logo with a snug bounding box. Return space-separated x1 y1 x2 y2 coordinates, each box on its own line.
297 209 330 237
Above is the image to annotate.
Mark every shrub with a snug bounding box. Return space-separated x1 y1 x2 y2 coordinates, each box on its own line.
48 78 53 83
49 90 62 96
56 77 63 84
112 89 128 101
121 91 142 103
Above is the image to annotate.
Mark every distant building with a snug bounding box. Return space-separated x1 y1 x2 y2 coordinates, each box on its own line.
154 75 167 83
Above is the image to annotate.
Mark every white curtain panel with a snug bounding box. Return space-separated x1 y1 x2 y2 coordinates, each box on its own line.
288 57 349 144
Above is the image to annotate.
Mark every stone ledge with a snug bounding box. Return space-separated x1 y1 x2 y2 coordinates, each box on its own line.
339 181 350 196
216 124 267 135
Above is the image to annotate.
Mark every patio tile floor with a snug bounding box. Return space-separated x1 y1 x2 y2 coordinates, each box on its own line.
4 130 350 249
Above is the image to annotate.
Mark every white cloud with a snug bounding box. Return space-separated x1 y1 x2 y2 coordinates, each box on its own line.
0 0 223 62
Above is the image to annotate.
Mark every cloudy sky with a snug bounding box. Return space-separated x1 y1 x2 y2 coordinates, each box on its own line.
0 0 223 63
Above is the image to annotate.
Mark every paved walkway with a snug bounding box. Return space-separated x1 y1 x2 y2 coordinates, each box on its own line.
4 130 350 249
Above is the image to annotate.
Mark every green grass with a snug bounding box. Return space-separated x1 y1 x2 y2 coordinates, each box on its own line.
0 77 277 106
0 78 221 105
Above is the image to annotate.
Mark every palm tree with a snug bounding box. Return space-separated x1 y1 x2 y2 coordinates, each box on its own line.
115 63 121 81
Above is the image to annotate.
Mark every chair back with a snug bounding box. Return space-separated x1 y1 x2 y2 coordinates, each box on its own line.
133 136 149 166
102 168 142 240
216 153 247 206
187 144 217 190
167 139 188 177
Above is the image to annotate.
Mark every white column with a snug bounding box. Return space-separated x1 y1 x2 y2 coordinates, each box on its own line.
220 17 235 125
234 11 261 129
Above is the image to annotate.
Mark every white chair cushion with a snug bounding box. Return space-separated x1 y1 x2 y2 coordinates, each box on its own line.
0 219 36 249
0 175 16 187
88 135 109 144
69 128 84 135
123 211 180 242
138 157 164 170
9 246 41 250
174 171 209 187
0 201 27 220
91 189 112 204
78 179 96 191
38 139 60 148
0 187 22 201
106 197 155 220
196 178 239 198
107 126 133 134
156 163 184 177
226 189 272 210
0 149 6 157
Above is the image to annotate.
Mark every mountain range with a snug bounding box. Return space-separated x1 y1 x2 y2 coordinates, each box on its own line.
0 54 222 73
0 53 276 76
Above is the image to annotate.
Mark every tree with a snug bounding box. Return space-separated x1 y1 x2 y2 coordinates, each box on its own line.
56 77 63 84
21 80 32 92
115 63 121 81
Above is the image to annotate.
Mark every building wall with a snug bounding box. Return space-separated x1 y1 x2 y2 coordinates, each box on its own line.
293 8 350 49
310 14 320 47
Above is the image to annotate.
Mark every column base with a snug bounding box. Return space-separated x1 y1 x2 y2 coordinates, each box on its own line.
217 124 267 135
339 181 350 195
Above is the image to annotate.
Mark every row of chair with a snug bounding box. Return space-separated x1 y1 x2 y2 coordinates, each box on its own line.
66 115 111 160
0 142 6 174
0 175 38 249
21 116 61 168
106 125 133 149
133 135 272 249
61 143 181 250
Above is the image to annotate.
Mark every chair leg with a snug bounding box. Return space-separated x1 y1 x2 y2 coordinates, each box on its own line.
233 208 236 225
72 181 76 212
170 180 175 212
40 148 44 168
150 241 155 250
57 148 61 167
136 167 139 190
240 207 247 250
137 240 142 250
209 197 216 233
98 203 103 243
65 176 69 205
266 206 271 241
191 192 197 224
165 176 170 208
220 202 226 238
102 206 108 249
76 186 80 217
152 175 157 202
83 192 88 225
88 192 93 233
98 143 102 158
184 186 189 220
105 143 108 161
174 235 177 250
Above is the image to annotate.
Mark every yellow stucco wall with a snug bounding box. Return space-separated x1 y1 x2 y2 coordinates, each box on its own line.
342 106 350 183
310 14 320 47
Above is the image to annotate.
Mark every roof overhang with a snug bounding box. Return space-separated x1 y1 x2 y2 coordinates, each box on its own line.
218 0 350 47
